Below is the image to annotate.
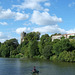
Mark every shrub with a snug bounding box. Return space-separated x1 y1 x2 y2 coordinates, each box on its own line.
58 50 75 62
50 55 58 61
15 53 23 58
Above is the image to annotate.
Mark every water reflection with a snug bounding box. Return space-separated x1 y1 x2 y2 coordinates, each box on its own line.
0 58 75 75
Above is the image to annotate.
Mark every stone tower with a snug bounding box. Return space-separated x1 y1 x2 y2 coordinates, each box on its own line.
21 32 26 43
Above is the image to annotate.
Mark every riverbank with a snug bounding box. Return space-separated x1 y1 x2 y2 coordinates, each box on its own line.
10 53 75 63
0 32 75 62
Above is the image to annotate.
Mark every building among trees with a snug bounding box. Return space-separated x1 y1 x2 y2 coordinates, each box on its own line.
52 33 75 41
20 32 75 43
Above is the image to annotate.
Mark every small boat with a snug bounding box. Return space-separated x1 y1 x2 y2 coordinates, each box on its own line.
32 70 39 74
32 71 39 75
32 66 39 75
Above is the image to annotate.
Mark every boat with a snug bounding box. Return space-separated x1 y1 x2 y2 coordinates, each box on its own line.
32 70 39 74
31 70 39 75
32 66 39 75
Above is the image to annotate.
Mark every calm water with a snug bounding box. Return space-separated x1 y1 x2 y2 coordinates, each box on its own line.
0 58 75 75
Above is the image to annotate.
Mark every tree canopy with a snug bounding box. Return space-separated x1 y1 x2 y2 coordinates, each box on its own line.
0 32 75 62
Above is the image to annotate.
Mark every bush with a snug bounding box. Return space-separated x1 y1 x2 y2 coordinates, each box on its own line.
58 50 75 62
40 55 45 59
15 53 24 58
33 55 41 59
10 55 15 58
50 55 58 61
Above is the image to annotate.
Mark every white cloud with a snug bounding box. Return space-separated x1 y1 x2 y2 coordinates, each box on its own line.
12 0 47 10
0 8 29 20
0 22 8 25
67 29 75 34
30 10 62 25
16 27 30 34
0 9 15 19
15 12 29 21
44 3 51 7
68 2 75 7
33 25 66 34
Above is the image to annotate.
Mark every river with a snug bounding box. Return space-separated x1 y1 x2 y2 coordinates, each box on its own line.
0 58 75 75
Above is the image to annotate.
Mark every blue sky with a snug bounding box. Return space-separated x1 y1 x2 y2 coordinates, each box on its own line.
0 0 75 43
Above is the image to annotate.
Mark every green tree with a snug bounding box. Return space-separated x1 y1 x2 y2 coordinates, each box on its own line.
70 39 75 50
39 34 50 54
0 38 19 57
58 50 75 62
0 42 1 46
43 45 52 59
28 40 39 58
4 38 19 48
0 44 10 57
52 39 60 44
26 32 40 41
17 32 40 57
53 39 71 55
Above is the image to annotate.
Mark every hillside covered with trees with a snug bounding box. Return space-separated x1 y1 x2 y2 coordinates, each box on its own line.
0 32 75 62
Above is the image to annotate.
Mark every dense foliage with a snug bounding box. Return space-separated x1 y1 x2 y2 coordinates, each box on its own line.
0 32 75 62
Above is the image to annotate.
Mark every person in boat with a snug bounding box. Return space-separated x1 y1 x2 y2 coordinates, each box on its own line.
32 66 36 72
32 66 39 73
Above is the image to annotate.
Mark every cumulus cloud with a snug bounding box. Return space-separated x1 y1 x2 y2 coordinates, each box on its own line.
16 27 30 34
33 25 66 34
0 9 15 19
30 10 62 25
15 12 29 21
12 0 48 10
0 22 8 25
0 8 29 20
67 29 75 34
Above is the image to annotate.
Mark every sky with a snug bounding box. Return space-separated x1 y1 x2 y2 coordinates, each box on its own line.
0 0 75 43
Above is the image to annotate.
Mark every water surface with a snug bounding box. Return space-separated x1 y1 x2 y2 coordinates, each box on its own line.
0 58 75 75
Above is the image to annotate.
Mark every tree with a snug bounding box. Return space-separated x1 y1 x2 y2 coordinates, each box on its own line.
4 38 19 48
26 32 40 41
53 39 71 55
39 34 50 54
61 36 65 39
52 39 60 44
18 32 40 57
0 38 19 57
58 50 75 62
51 33 61 37
0 42 1 46
0 44 10 57
28 40 39 58
70 39 75 50
43 45 52 59
69 36 75 39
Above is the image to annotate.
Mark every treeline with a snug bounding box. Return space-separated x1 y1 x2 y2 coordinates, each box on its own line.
0 32 75 62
